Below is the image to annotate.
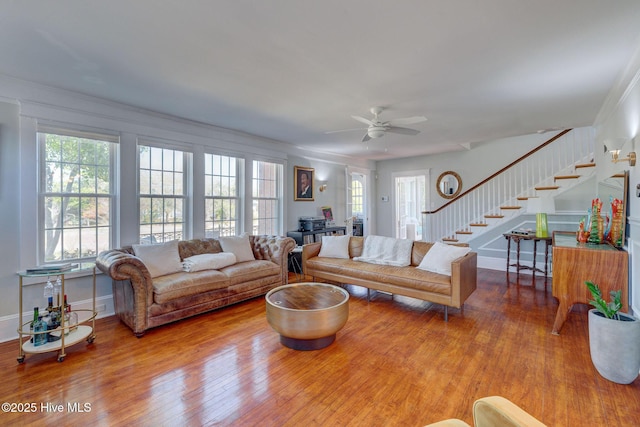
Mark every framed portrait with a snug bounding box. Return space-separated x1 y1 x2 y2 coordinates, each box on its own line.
294 166 314 201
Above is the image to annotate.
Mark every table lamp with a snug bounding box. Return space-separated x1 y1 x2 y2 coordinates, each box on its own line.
527 196 556 238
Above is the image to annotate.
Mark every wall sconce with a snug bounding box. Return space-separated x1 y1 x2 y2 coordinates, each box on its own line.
318 183 328 192
604 139 636 166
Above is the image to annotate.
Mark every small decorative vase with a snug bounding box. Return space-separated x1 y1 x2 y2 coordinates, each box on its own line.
588 309 640 384
609 198 624 246
587 200 603 244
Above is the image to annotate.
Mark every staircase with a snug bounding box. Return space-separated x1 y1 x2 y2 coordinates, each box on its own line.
422 128 596 243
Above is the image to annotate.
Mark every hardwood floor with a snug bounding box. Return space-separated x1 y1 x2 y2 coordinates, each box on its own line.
1 269 638 426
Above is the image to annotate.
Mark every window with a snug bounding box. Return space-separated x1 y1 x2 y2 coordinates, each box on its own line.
38 129 117 262
351 175 364 217
252 160 282 235
139 145 190 244
204 153 243 237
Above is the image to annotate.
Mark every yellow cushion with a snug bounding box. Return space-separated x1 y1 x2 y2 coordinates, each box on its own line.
424 419 470 427
473 396 546 427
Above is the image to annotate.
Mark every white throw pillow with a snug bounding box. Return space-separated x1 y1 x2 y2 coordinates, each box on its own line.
417 242 471 276
318 235 350 259
182 252 237 272
219 234 255 262
132 240 183 278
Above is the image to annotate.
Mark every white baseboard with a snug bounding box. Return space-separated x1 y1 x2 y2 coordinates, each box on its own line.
0 294 114 344
477 255 506 271
478 255 551 277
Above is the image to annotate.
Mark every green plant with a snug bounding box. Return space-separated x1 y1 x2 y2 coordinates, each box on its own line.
585 281 622 320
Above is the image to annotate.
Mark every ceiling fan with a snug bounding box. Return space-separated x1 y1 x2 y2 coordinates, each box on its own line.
327 107 427 142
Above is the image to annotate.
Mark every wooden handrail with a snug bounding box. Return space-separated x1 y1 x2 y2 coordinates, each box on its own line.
422 129 573 214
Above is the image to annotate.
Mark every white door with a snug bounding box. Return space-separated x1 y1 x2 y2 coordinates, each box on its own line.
347 169 367 236
393 171 428 240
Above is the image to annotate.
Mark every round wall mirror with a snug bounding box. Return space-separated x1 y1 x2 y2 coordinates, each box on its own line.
436 171 462 199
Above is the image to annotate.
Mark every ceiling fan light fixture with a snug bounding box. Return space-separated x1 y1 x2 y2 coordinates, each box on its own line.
367 127 386 139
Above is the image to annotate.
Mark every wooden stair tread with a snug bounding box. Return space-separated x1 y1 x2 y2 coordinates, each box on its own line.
575 162 596 169
555 175 580 181
485 214 504 218
470 223 488 227
535 186 560 190
500 206 522 210
442 238 459 242
455 230 473 235
517 197 530 201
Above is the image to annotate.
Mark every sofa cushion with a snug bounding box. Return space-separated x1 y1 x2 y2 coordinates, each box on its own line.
219 234 256 262
417 242 471 276
221 260 280 286
152 270 229 304
132 240 183 278
318 234 350 259
306 257 452 295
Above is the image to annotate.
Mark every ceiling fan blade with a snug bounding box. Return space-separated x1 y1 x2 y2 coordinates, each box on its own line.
388 116 427 126
361 132 371 142
352 115 376 126
386 126 420 136
325 127 366 135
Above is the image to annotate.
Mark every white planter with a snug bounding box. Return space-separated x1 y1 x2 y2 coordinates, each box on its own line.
588 309 640 384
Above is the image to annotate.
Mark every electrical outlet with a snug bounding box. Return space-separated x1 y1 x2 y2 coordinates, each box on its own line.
96 304 106 313
636 183 640 197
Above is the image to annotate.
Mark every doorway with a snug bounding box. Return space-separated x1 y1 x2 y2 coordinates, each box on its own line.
393 171 428 240
347 170 367 236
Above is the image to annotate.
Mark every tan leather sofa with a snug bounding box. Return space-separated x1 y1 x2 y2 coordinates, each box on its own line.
425 396 546 427
96 235 295 336
302 236 477 320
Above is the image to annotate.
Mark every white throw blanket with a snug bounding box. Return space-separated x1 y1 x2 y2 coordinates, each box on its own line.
182 253 237 272
353 235 413 267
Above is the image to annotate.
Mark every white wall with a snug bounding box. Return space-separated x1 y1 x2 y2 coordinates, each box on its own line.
593 42 640 316
0 101 22 327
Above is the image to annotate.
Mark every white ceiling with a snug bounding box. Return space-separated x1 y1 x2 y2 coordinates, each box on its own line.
2 1 640 160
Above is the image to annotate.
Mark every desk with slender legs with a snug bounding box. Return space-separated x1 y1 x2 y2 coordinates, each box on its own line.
504 233 552 286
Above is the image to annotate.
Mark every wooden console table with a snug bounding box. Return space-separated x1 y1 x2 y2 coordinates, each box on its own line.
551 231 628 335
503 233 552 286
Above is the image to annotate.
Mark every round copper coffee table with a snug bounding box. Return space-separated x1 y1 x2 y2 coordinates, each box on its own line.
266 282 349 350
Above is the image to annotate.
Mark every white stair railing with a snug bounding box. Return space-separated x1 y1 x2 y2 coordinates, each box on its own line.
423 128 596 242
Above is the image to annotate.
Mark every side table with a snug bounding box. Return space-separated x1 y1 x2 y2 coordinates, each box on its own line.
503 233 552 287
288 246 303 282
16 263 97 363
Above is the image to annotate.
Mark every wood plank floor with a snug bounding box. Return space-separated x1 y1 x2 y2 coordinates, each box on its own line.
1 269 638 426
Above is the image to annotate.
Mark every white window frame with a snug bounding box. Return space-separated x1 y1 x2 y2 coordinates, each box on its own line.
37 125 118 263
251 159 283 235
137 140 192 244
204 153 244 237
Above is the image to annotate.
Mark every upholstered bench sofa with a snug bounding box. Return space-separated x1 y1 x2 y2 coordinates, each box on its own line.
96 234 295 336
302 235 477 320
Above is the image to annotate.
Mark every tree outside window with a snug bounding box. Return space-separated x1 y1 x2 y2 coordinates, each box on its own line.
39 131 115 262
